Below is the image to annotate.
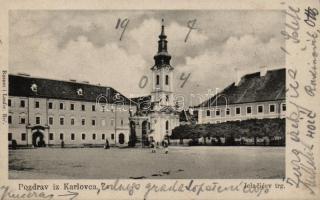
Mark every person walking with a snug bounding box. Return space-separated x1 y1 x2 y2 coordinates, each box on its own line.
104 139 110 149
163 140 169 154
150 139 156 153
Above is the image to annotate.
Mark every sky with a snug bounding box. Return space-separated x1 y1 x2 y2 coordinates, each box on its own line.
9 10 285 107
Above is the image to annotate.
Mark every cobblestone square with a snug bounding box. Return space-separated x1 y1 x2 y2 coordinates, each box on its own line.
9 146 285 179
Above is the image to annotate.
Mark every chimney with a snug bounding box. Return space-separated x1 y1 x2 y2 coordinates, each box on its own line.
234 68 241 86
260 66 267 76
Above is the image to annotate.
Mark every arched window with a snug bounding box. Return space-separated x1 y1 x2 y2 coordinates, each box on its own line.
119 133 125 144
166 95 169 102
156 75 160 85
165 75 169 85
165 120 169 131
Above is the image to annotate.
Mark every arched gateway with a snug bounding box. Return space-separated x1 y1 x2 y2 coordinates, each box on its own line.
31 126 46 147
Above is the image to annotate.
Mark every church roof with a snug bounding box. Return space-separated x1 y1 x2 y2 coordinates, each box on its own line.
130 95 152 111
196 68 286 108
159 106 176 113
9 74 135 105
179 110 196 123
152 19 173 70
151 64 174 70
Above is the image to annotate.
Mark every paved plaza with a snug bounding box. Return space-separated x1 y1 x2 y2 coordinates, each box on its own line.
9 146 285 179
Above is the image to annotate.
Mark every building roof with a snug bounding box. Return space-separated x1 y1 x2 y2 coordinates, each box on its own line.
179 109 196 124
130 95 152 111
196 68 286 108
9 74 135 105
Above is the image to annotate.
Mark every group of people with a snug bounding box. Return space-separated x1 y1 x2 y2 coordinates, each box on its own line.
102 138 169 153
150 139 169 154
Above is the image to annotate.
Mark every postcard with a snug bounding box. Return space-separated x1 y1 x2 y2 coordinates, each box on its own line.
0 0 319 199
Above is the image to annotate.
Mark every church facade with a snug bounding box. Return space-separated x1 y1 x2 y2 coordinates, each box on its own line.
129 21 180 146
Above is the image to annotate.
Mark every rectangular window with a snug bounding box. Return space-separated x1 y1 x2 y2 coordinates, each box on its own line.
71 133 75 140
111 134 115 140
60 117 64 125
60 103 64 110
92 119 96 126
258 105 264 113
102 134 105 140
60 133 64 140
92 105 95 111
82 118 85 125
36 117 41 124
48 102 53 109
269 104 276 113
226 108 230 115
81 105 85 111
236 107 241 115
21 133 26 141
215 109 220 116
121 119 124 126
8 99 11 107
156 75 160 85
20 117 26 124
71 118 75 125
20 100 25 108
35 101 40 108
165 75 169 85
70 103 74 110
92 134 96 140
246 106 252 114
282 103 286 111
101 119 106 126
49 117 53 125
8 116 12 124
8 133 12 141
82 133 86 140
206 110 211 116
49 133 54 140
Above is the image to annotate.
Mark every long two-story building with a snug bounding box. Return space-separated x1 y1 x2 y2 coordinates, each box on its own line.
193 68 286 124
8 74 136 147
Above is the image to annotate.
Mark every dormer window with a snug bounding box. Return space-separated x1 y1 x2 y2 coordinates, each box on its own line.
30 83 37 93
77 88 83 96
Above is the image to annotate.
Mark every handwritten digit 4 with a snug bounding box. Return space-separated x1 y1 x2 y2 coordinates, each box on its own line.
180 73 191 88
115 18 129 41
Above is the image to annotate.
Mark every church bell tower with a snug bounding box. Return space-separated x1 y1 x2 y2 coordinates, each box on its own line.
151 19 174 108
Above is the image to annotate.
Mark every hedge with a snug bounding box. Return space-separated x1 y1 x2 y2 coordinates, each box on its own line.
171 118 285 141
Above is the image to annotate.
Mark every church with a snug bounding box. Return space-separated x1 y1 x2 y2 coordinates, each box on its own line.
129 20 180 147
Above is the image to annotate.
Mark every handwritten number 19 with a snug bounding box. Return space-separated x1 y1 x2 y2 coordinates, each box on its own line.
115 18 129 41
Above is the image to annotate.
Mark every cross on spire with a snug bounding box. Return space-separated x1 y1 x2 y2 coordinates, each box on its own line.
160 18 166 39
